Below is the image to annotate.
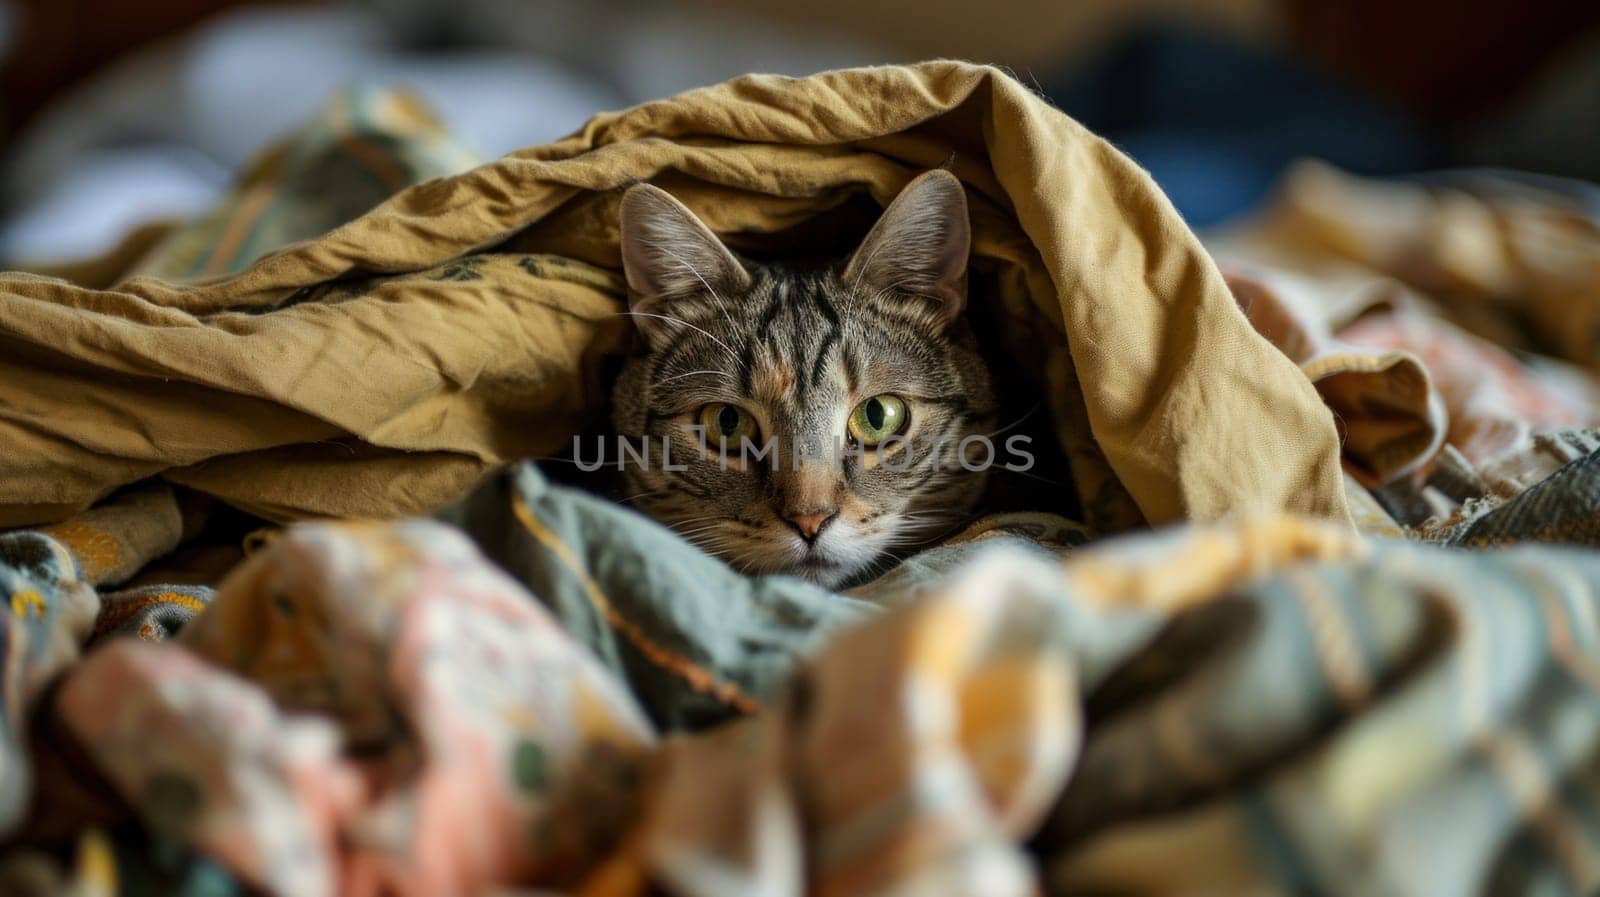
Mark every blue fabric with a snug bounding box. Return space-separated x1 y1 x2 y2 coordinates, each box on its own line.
1039 27 1435 226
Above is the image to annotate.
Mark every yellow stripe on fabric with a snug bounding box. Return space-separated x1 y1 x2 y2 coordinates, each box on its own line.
98 591 208 631
813 751 967 879
1287 568 1372 709
73 829 117 897
9 589 46 620
511 494 757 714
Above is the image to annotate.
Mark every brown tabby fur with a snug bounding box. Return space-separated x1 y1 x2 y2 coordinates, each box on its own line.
612 171 996 587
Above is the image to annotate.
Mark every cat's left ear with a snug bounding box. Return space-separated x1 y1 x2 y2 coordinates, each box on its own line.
843 169 970 325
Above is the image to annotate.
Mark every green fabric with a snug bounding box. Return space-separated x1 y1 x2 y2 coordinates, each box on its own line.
439 463 1096 729
438 463 876 728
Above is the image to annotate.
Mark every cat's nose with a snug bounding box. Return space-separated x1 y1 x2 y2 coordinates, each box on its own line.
784 510 838 543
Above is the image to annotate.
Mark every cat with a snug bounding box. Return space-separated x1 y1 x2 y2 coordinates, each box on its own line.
610 170 997 588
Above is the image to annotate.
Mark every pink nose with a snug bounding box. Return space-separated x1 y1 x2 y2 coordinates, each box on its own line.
785 510 838 542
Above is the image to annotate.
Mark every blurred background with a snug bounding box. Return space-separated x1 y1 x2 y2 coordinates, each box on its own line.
1 0 1597 265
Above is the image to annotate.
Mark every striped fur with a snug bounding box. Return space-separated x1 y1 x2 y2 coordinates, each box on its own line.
612 172 996 587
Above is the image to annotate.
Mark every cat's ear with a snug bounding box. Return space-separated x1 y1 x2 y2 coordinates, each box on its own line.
843 169 970 325
619 183 750 345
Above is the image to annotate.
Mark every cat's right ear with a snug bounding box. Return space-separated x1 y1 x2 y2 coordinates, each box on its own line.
842 169 970 327
619 183 750 348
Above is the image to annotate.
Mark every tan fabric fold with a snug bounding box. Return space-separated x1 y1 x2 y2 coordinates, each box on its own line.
36 480 187 587
0 62 1348 530
1213 162 1600 499
1223 267 1446 486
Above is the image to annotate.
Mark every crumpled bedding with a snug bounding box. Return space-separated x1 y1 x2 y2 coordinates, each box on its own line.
1208 160 1600 531
0 61 1351 532
2 63 1600 896
9 467 1600 896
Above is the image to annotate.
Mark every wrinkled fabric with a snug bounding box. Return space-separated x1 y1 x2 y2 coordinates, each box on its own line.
37 481 190 588
0 63 1350 532
438 463 875 728
0 531 98 829
58 520 654 897
1448 447 1600 548
5 63 1600 897
18 504 1600 896
1043 535 1600 897
1253 161 1600 369
133 86 482 283
1340 309 1600 469
1223 266 1445 486
89 583 213 645
1479 427 1600 499
439 463 1096 728
1210 161 1600 535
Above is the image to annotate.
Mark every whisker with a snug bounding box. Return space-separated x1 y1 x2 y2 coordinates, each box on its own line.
616 311 738 361
649 242 746 349
855 553 899 584
617 489 670 505
658 368 731 384
980 402 1043 440
525 455 589 466
665 514 723 527
672 524 730 541
993 466 1073 487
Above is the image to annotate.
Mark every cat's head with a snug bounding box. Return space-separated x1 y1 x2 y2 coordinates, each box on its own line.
610 170 996 587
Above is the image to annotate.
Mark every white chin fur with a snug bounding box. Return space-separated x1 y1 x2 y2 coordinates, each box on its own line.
730 523 892 588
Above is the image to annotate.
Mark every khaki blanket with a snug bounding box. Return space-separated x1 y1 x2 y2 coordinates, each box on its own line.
0 62 1349 533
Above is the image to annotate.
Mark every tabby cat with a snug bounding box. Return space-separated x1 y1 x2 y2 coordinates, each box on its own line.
610 170 997 587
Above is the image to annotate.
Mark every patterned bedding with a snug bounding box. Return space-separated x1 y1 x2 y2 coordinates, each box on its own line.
1 66 1599 895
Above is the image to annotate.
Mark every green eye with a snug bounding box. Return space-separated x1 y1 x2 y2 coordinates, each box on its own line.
696 403 760 448
848 394 909 446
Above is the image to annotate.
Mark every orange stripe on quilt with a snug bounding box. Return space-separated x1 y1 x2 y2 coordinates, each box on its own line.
511 495 758 714
38 521 120 584
1479 728 1600 890
1287 568 1373 709
336 136 412 192
1528 567 1600 695
198 183 280 278
96 591 208 631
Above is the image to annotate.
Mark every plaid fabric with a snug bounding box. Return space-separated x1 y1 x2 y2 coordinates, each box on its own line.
438 463 878 729
133 85 480 282
6 475 1600 895
89 584 214 645
439 464 1093 728
0 531 98 830
1451 447 1600 548
1045 535 1600 897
